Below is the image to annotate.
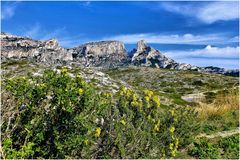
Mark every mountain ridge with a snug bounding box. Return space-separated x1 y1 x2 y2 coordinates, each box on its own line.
1 32 238 76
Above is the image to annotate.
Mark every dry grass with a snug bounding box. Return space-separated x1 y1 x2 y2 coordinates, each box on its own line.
196 89 239 120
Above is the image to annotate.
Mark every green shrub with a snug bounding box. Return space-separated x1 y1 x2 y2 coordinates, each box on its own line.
189 134 239 159
189 139 221 159
219 135 239 159
172 107 200 147
2 68 184 159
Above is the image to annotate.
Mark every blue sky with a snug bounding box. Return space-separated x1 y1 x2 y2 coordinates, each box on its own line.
1 1 239 69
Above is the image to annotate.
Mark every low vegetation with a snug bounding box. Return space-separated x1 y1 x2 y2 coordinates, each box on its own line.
189 134 239 159
196 89 239 134
1 61 239 159
197 89 239 120
1 68 198 159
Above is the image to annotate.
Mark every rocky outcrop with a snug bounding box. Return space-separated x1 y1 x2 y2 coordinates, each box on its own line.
131 40 199 70
202 66 239 77
130 40 238 76
1 32 72 63
70 41 129 67
1 32 129 67
1 32 238 76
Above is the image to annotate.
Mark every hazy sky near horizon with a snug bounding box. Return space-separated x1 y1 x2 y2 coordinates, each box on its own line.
1 1 239 69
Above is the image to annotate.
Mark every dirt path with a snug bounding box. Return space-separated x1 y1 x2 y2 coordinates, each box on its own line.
181 89 220 103
197 127 239 139
182 87 238 103
181 92 205 102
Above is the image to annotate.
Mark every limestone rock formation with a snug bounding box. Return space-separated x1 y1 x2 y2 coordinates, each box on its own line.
202 66 239 77
70 41 129 67
1 32 72 63
131 40 198 70
1 32 238 76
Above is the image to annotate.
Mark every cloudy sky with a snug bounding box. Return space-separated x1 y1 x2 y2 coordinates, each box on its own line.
1 1 239 69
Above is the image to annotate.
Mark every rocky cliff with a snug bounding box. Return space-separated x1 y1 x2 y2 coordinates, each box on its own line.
69 41 129 67
1 32 72 63
1 33 129 67
131 40 198 70
1 32 238 76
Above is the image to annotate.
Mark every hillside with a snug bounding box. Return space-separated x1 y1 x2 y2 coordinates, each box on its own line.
1 59 239 159
1 32 239 159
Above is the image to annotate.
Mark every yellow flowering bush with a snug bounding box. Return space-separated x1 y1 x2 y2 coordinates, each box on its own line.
95 128 101 138
78 88 84 95
120 119 126 125
169 126 175 133
2 69 185 159
152 95 160 108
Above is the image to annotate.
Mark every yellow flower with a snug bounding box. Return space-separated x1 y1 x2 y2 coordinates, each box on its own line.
79 88 84 95
169 143 174 150
126 89 133 97
175 138 179 146
152 95 160 108
153 119 160 132
120 120 126 125
61 68 68 75
144 89 153 97
151 118 156 123
81 81 86 86
131 101 138 107
144 96 150 102
103 92 112 98
171 150 176 157
173 117 177 122
132 94 138 101
84 139 89 145
170 110 174 116
169 126 175 133
119 86 127 96
154 124 159 132
95 127 101 138
147 115 151 120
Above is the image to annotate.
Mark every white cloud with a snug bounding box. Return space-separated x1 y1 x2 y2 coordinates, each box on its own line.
163 45 239 69
164 45 239 59
1 2 20 20
103 33 237 45
229 36 239 43
161 2 239 24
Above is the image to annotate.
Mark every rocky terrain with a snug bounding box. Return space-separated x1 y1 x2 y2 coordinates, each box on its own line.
131 40 198 70
1 32 238 76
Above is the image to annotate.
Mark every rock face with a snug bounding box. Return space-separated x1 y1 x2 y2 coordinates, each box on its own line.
202 66 239 77
70 41 129 67
130 40 238 76
1 32 73 63
1 32 129 67
1 32 238 76
131 40 198 70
